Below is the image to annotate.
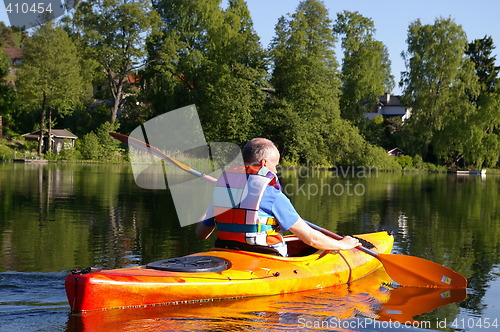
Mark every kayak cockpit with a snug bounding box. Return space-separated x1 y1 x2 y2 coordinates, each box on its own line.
210 236 321 259
284 236 320 257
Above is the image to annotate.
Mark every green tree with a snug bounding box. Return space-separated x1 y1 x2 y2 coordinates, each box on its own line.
147 0 267 144
0 24 23 136
0 50 17 137
198 0 268 144
464 36 500 167
15 23 86 155
334 10 394 125
0 22 26 48
466 36 499 94
269 0 340 164
0 50 8 78
400 18 480 165
78 121 123 161
72 0 160 123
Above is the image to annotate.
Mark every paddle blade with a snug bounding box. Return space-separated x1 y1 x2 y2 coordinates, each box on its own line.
377 253 467 289
378 286 466 323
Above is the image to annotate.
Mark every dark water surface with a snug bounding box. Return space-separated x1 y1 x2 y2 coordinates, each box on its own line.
0 163 499 331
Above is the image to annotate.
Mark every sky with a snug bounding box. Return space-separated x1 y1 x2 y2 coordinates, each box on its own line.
2 0 499 94
242 0 500 94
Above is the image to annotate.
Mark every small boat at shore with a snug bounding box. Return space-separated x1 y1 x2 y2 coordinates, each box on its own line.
65 231 393 312
449 169 486 175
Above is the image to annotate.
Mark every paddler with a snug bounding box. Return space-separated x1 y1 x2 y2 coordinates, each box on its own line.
196 138 360 257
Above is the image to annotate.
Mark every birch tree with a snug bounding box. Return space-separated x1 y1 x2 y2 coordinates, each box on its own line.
16 23 85 155
400 17 480 165
72 0 159 123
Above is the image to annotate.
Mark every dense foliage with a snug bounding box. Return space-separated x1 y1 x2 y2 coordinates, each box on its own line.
400 18 499 168
0 1 498 169
15 23 88 155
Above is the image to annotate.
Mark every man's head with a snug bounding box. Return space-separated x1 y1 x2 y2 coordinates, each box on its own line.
242 138 280 174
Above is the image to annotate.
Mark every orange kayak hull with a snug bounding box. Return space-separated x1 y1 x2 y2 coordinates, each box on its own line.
65 231 393 312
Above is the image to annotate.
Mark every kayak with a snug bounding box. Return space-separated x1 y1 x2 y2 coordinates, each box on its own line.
66 267 466 331
65 231 394 312
66 270 391 330
66 232 393 312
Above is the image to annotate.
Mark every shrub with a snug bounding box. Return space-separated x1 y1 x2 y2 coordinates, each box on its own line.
396 155 413 169
0 144 14 160
78 131 102 160
412 154 424 169
360 144 402 171
76 122 125 162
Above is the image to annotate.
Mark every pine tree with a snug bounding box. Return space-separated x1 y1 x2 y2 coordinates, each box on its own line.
464 36 500 167
147 0 268 144
466 36 500 94
269 0 340 164
334 10 394 125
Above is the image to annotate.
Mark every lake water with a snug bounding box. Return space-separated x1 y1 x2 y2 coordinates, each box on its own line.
0 163 499 331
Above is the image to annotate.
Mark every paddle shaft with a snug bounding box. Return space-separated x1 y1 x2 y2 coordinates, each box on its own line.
304 220 379 257
109 132 216 182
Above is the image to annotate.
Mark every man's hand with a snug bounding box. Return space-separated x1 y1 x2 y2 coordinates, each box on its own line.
335 235 361 250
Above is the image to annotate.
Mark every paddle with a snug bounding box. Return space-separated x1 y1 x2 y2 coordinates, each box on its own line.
303 221 467 288
110 132 468 289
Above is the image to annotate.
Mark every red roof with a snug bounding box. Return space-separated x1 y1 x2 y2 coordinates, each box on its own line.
127 75 141 84
3 47 23 59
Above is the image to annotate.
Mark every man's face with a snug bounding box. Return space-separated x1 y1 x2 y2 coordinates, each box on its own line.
262 148 280 174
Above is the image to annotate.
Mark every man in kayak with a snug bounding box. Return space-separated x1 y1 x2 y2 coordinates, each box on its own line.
196 138 360 256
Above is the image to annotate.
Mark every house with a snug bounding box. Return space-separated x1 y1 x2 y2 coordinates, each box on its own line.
22 129 78 154
387 148 404 157
93 72 143 97
366 93 412 122
2 47 23 66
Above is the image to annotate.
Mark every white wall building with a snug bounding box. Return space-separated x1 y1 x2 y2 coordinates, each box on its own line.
366 93 412 122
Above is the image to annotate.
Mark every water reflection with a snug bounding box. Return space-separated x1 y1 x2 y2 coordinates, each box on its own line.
1 164 499 331
0 163 203 272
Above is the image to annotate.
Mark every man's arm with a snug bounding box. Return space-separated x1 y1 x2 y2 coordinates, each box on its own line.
288 218 360 250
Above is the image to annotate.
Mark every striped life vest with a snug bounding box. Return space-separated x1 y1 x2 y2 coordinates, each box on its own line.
212 165 285 252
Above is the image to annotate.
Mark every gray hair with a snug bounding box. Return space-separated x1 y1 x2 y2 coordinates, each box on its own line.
242 138 278 165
